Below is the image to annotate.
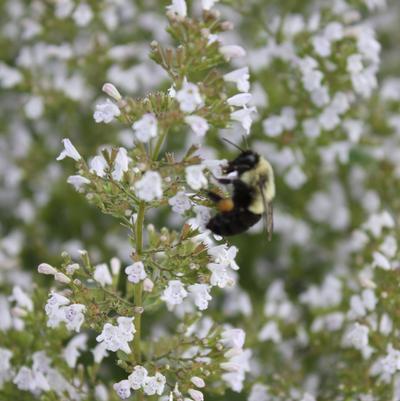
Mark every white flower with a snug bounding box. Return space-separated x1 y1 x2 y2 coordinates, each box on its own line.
94 263 113 287
111 257 121 275
208 263 234 288
176 81 203 113
190 376 205 388
372 251 391 270
344 323 369 351
143 278 154 292
132 113 158 143
220 45 246 60
185 165 207 190
38 263 57 275
0 348 13 388
67 175 90 190
347 54 364 74
0 62 22 88
128 365 148 390
143 372 166 396
231 107 256 134
112 147 130 181
161 280 188 308
249 384 269 401
166 0 187 17
202 0 219 10
9 286 33 312
221 328 246 349
72 3 93 26
169 191 192 214
281 107 296 129
92 342 109 364
113 380 131 399
24 96 44 119
45 292 70 328
57 138 81 161
135 171 163 201
125 262 147 284
284 165 307 189
96 317 135 354
102 82 122 101
188 389 204 401
312 35 331 57
93 99 120 123
319 106 340 131
13 367 36 392
90 155 107 177
258 321 282 343
63 334 87 368
221 349 251 392
64 304 86 332
263 115 283 137
223 67 250 92
208 245 239 270
303 118 321 138
324 22 344 41
184 115 209 137
227 93 252 107
188 284 212 310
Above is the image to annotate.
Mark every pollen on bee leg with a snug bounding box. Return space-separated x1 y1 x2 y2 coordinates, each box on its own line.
217 198 234 212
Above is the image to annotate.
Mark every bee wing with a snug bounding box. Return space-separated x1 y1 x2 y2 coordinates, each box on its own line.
258 177 273 241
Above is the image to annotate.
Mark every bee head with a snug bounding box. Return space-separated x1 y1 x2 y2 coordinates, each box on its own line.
224 150 260 175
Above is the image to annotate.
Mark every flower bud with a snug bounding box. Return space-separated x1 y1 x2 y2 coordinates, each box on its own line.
190 377 205 388
219 45 246 60
102 83 122 101
38 263 57 275
143 278 154 292
188 389 204 401
54 272 72 284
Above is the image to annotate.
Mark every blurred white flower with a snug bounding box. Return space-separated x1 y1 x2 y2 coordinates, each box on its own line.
227 93 252 107
166 0 187 17
63 334 87 368
93 100 121 123
231 106 256 134
102 82 122 101
132 113 158 143
135 171 163 201
67 175 90 190
72 3 93 27
176 81 203 113
94 263 113 287
186 165 207 190
185 115 209 137
169 191 192 214
220 45 246 60
143 372 166 396
90 155 107 177
112 147 130 181
223 67 250 92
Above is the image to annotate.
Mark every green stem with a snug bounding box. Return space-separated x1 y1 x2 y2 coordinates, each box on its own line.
152 128 168 161
133 202 146 367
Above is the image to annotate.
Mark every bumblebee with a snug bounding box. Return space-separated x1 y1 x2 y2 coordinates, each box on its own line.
206 145 275 240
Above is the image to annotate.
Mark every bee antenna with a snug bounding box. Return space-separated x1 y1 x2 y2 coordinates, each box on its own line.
222 137 245 152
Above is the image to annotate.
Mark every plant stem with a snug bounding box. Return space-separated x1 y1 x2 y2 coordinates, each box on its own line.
133 202 146 366
152 128 168 161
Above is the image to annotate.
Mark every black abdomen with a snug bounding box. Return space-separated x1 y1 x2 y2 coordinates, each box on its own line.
206 209 261 236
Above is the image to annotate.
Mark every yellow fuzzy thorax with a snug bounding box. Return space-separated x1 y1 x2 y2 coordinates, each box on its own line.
240 157 275 215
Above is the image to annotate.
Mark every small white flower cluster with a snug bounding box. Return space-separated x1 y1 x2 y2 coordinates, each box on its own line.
132 113 158 143
89 147 130 181
45 292 85 332
219 328 251 392
13 351 81 399
134 170 163 201
96 316 135 354
113 365 166 399
160 243 239 311
93 99 121 123
125 261 147 284
0 347 13 388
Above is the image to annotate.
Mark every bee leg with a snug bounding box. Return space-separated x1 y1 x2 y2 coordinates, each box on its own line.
267 202 273 241
206 191 223 203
